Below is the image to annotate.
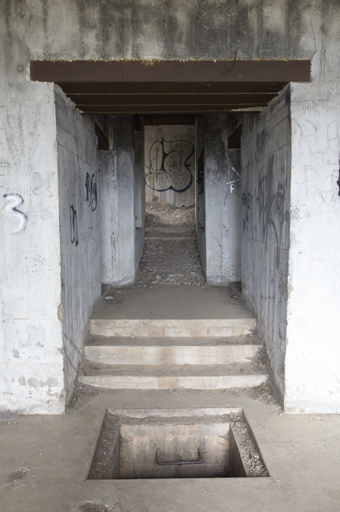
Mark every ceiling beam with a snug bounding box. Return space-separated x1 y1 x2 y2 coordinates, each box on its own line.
31 59 311 84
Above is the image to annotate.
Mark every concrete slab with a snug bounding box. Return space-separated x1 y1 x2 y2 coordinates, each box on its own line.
90 318 256 337
84 343 261 365
96 285 254 320
1 388 339 512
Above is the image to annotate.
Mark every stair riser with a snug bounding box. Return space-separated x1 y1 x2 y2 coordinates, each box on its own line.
90 319 256 338
85 345 261 366
78 374 268 390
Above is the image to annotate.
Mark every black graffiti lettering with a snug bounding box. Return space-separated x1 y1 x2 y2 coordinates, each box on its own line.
145 138 195 193
242 192 253 231
85 173 97 211
257 156 290 268
70 205 78 246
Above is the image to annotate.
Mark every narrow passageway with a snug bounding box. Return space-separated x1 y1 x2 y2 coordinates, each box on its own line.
136 205 205 287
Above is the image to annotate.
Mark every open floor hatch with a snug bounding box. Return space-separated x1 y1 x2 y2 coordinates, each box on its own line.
88 408 269 479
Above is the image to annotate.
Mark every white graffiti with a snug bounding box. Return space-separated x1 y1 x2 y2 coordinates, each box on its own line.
3 194 28 234
226 166 241 193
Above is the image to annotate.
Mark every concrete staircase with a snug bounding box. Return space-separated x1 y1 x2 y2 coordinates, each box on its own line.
79 313 268 391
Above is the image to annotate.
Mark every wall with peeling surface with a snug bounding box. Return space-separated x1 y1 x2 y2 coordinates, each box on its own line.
241 88 291 403
56 87 101 405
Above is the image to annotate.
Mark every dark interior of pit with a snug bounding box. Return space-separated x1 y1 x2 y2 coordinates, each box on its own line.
88 409 269 480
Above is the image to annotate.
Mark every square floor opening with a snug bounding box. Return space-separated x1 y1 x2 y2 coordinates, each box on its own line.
88 408 269 480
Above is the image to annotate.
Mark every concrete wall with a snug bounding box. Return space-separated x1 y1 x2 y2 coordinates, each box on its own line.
196 117 206 274
285 3 340 413
1 0 340 413
145 125 195 208
134 120 145 271
56 87 101 405
99 116 144 286
0 4 64 413
198 115 242 285
241 88 291 403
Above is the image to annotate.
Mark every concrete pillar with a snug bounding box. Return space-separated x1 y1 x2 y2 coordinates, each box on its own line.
99 116 138 286
200 115 242 285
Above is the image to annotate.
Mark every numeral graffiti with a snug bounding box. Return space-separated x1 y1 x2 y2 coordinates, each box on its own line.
3 193 28 234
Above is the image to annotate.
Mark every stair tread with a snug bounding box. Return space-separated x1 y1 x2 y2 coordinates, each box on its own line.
82 362 267 377
86 334 262 347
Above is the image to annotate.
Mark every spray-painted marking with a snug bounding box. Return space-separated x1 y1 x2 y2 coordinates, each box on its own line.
85 173 97 211
146 138 195 193
70 205 78 246
3 194 28 234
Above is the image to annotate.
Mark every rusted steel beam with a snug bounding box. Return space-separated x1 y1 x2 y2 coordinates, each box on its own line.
80 105 264 114
57 82 285 95
69 93 275 106
31 59 311 84
143 115 196 125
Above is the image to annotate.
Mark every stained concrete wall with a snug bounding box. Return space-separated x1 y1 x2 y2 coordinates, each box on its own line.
56 87 101 405
145 125 195 208
197 115 242 285
1 0 340 413
99 116 144 286
134 120 145 271
285 3 340 413
241 88 291 403
196 117 206 274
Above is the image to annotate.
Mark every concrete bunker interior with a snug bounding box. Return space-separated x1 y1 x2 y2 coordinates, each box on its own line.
88 408 269 480
27 58 315 412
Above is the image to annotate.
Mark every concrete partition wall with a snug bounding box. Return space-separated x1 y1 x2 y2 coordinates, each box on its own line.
0 10 64 413
199 115 242 285
241 88 291 404
284 4 340 413
99 116 142 286
55 88 101 405
196 117 206 274
134 119 145 272
144 125 195 208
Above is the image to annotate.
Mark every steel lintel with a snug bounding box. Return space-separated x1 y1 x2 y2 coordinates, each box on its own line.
31 59 311 84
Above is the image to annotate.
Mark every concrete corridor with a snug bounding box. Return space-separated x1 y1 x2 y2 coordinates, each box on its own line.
1 211 339 511
79 206 268 393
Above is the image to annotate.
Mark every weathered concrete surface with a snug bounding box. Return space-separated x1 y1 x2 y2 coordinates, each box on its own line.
0 87 64 412
98 117 136 286
1 0 340 413
241 87 291 406
145 125 195 208
90 318 255 338
79 372 268 390
1 390 340 512
203 115 242 285
56 87 101 405
85 339 261 365
99 116 144 286
134 120 145 272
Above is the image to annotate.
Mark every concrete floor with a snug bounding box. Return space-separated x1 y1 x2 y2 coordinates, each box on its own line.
98 285 252 320
1 287 340 511
1 388 340 512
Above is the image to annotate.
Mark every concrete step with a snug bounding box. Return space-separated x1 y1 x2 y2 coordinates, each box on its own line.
79 362 268 390
89 318 257 338
145 226 195 236
84 336 262 365
87 333 262 346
